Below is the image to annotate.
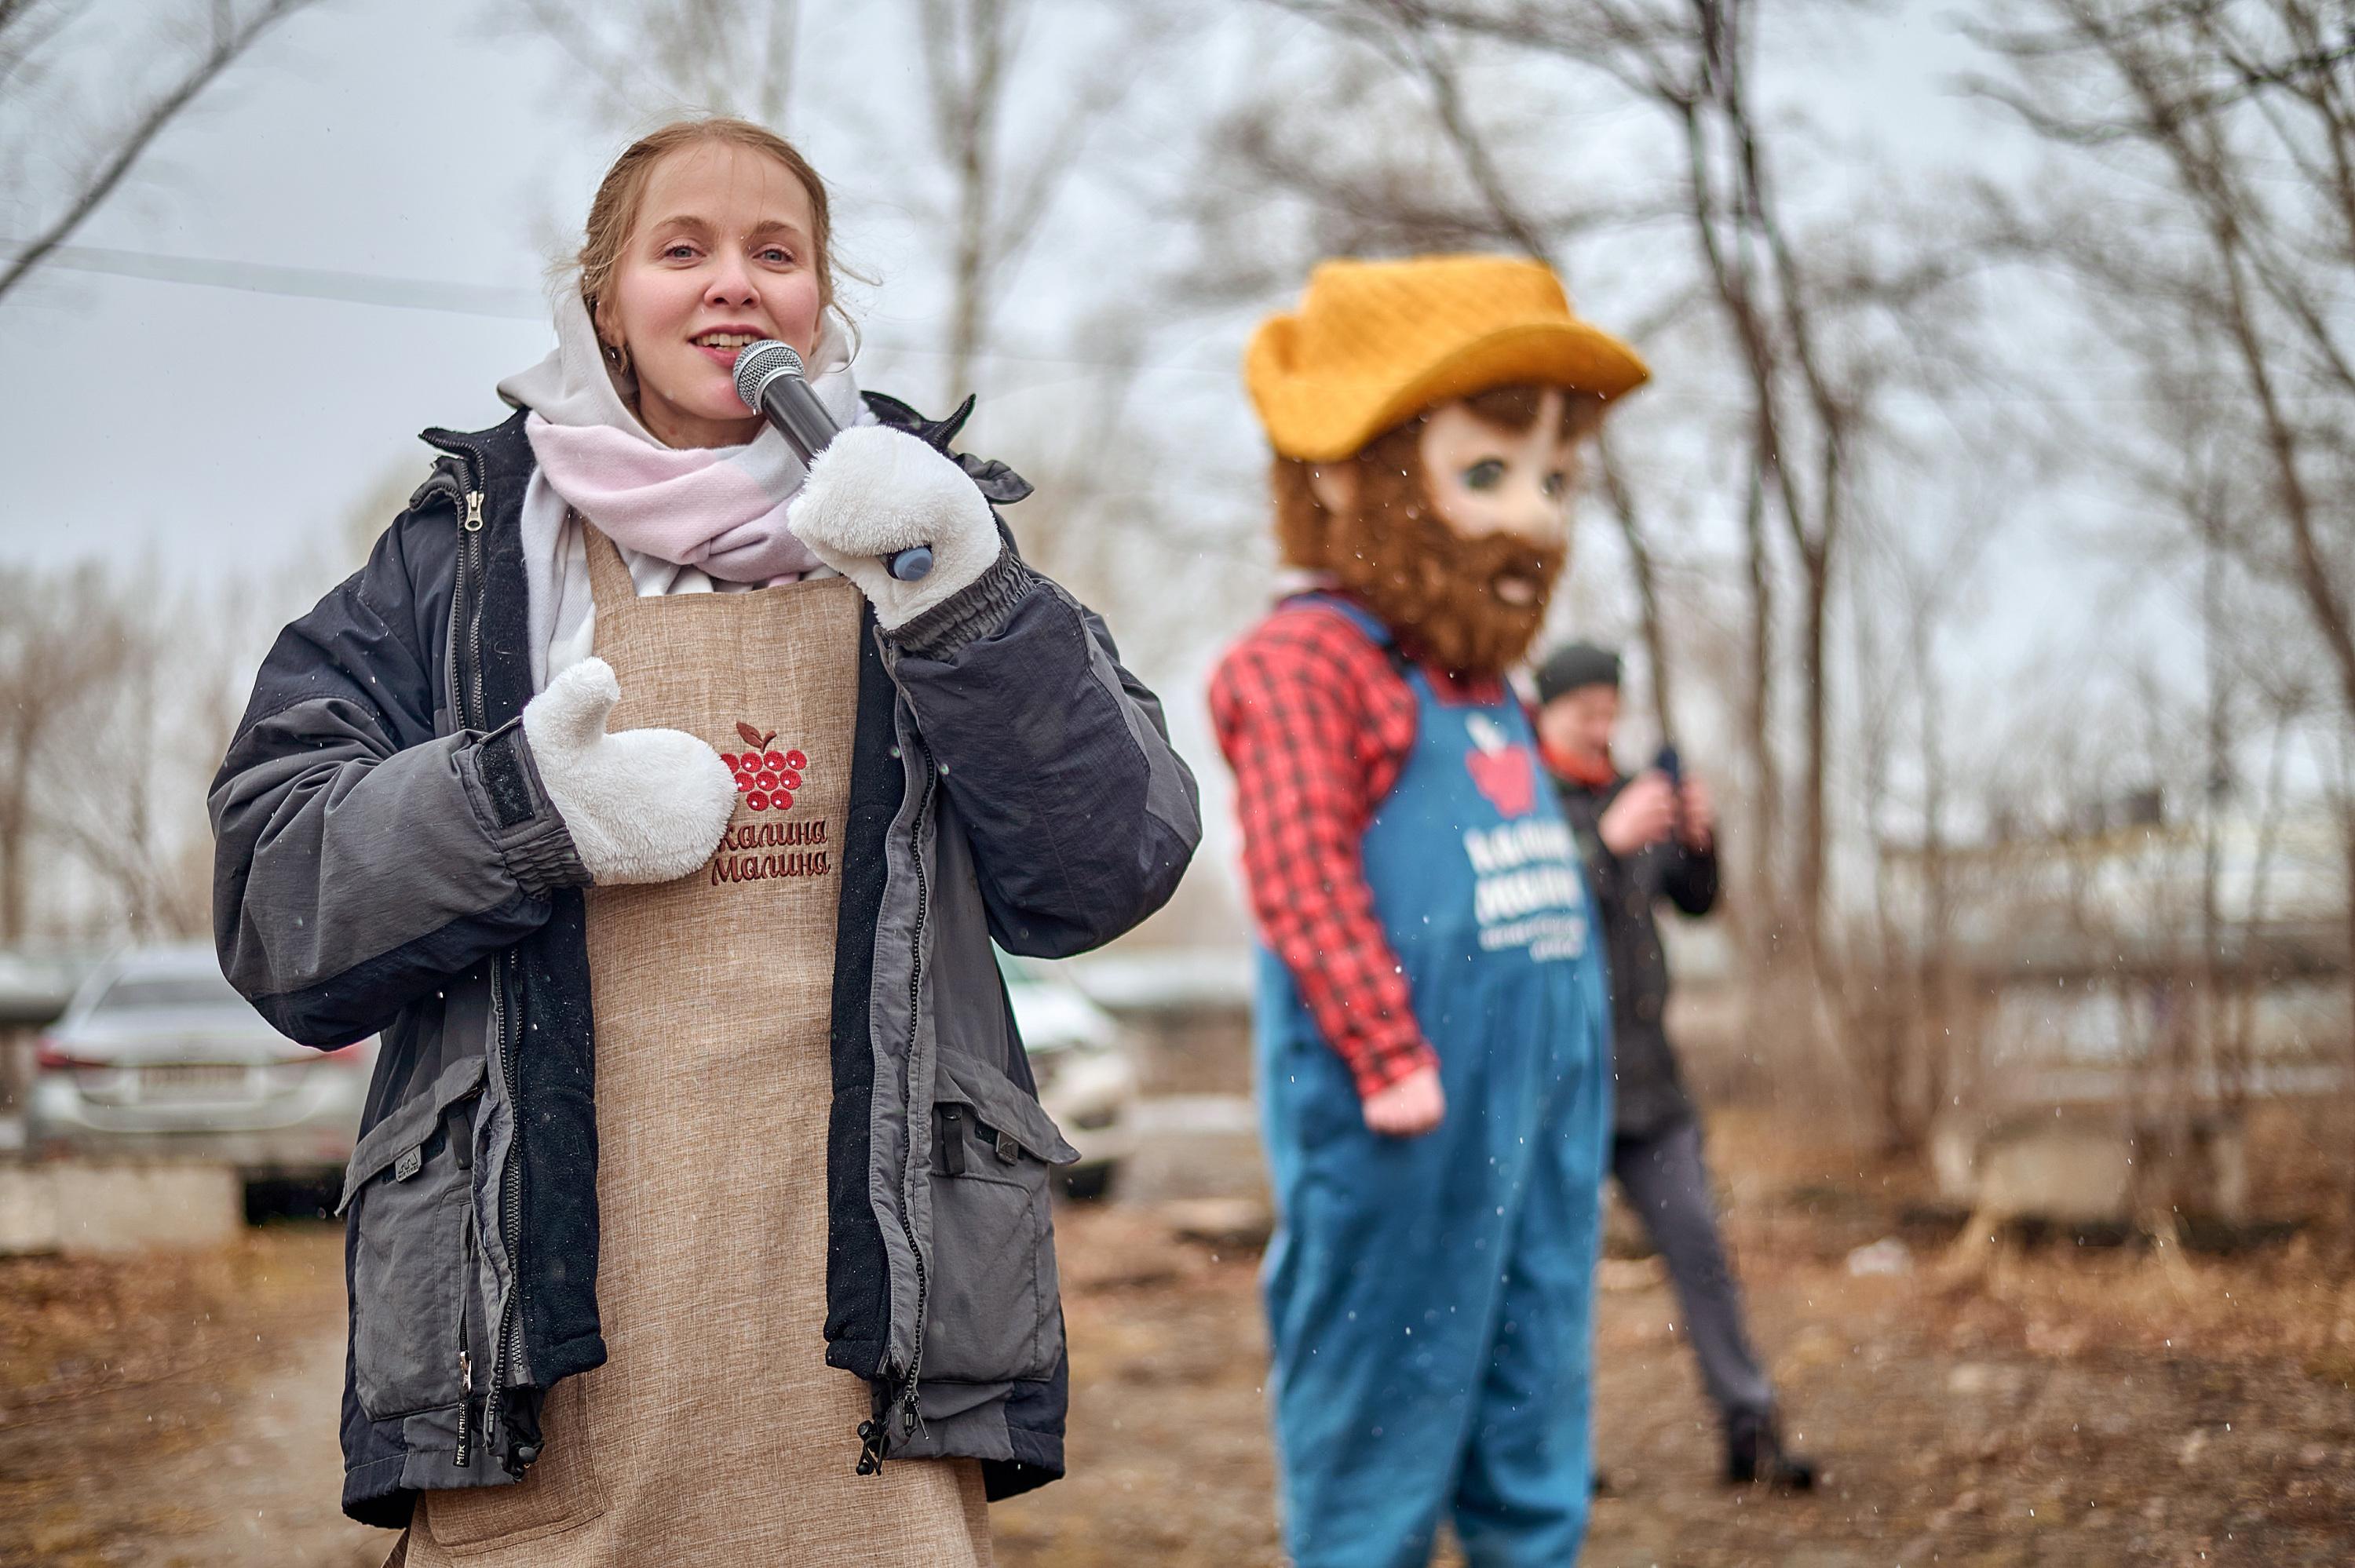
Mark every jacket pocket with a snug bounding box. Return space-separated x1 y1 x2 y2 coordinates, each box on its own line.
341 1056 485 1423
922 1051 1079 1384
423 1374 606 1553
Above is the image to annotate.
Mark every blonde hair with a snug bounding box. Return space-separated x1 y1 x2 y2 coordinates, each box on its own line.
575 117 845 348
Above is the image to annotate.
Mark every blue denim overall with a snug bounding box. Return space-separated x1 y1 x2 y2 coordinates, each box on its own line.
1255 598 1612 1566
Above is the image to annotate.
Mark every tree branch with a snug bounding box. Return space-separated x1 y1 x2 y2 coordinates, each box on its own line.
0 0 316 304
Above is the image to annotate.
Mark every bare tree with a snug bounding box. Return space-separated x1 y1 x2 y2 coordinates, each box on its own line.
996 331 1260 665
1972 0 2355 709
1178 12 1693 743
0 0 318 303
1247 1 2005 974
0 560 285 946
907 0 1167 404
518 0 805 127
520 2 1157 410
1847 480 2010 1148
0 566 137 941
1971 0 2355 1092
38 607 181 940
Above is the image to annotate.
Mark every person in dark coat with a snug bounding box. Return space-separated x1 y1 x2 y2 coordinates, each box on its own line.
1532 640 1816 1491
210 118 1199 1558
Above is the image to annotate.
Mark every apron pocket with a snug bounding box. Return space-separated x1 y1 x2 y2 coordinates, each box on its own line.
922 1055 1076 1385
424 1375 606 1552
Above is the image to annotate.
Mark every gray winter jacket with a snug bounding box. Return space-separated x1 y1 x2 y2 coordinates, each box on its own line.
209 398 1199 1528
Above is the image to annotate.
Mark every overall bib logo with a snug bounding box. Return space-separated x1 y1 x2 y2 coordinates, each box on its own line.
1462 713 1539 818
1460 714 1586 960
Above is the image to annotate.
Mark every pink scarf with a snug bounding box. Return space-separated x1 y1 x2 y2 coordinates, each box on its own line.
497 286 867 584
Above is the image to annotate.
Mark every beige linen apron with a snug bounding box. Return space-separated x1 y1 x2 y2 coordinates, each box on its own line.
403 527 990 1567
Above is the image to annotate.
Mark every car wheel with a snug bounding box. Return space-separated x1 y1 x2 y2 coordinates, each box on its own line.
1057 1161 1119 1203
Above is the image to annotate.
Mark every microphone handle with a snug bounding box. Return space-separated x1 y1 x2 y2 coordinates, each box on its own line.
754 374 934 583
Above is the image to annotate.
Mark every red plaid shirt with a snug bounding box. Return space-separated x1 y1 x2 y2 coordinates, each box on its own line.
1209 596 1502 1100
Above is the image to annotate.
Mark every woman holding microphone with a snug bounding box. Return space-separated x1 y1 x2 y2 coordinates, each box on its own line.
212 117 1198 1565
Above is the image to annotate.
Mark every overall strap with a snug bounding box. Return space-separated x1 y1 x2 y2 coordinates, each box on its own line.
1287 591 1414 678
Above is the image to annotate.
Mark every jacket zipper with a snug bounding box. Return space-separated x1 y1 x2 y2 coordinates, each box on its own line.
426 430 524 1471
462 487 488 727
863 729 937 1475
480 949 522 1468
455 1202 477 1468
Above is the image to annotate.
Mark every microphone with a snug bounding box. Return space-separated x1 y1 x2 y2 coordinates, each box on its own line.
1654 741 1686 839
734 341 933 582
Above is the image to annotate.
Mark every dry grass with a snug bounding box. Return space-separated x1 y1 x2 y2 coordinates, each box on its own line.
0 1231 327 1412
2 1100 2350 1566
0 1226 371 1568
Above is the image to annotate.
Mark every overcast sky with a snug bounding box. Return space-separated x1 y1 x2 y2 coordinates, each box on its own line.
5 0 2280 948
2 0 2047 574
3 0 2217 886
2 0 1241 582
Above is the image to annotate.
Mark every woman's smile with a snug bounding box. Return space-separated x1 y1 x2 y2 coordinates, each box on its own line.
688 325 769 373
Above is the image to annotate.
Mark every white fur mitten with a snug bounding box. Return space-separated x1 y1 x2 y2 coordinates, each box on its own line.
786 426 1001 631
521 658 737 884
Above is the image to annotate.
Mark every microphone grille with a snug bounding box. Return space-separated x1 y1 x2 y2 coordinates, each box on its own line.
734 340 805 409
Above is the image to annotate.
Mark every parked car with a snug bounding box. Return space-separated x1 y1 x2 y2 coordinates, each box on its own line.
26 944 373 1198
1002 950 1139 1201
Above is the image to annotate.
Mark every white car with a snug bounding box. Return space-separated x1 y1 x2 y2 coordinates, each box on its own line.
1002 951 1138 1201
27 945 374 1193
31 945 1126 1207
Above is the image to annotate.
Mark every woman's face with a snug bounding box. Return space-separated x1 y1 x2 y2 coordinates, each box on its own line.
601 141 825 450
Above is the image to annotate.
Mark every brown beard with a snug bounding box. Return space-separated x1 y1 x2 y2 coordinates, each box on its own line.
1273 419 1567 680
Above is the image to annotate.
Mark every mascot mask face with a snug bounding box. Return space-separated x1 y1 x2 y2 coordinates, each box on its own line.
1274 383 1597 679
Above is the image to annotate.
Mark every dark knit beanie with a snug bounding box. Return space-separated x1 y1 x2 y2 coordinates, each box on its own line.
1534 642 1621 706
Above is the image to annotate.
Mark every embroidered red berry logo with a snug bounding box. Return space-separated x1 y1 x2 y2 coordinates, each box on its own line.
712 720 831 887
722 721 809 813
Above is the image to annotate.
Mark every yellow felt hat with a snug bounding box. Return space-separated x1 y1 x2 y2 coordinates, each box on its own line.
1244 255 1649 461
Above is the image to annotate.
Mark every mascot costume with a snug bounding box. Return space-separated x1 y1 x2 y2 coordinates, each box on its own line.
1210 255 1648 1566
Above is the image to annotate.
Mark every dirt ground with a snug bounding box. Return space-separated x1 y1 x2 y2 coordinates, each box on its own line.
0 1227 378 1568
4 1107 2353 1567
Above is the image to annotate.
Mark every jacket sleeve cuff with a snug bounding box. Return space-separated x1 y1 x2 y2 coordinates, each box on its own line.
886 549 1034 661
469 724 591 895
